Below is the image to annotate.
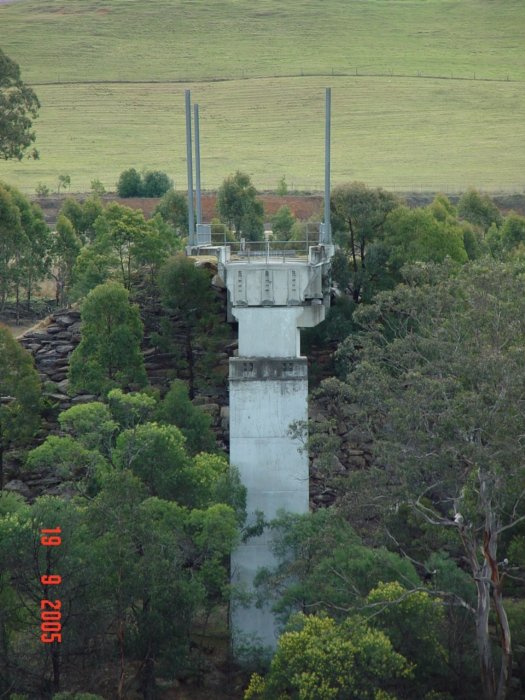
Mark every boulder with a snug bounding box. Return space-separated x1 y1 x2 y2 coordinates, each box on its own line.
71 394 97 404
55 344 75 355
4 479 32 500
55 314 80 327
56 379 70 394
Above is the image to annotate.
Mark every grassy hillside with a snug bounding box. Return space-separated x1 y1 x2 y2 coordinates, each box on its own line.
0 0 523 193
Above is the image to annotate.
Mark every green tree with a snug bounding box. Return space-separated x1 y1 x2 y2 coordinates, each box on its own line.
0 183 24 307
457 189 502 232
271 205 295 240
156 379 216 455
58 198 83 236
19 202 51 310
95 202 150 289
59 196 103 243
90 178 106 197
383 205 468 274
57 174 71 194
116 168 142 197
134 213 181 284
276 175 288 196
366 581 447 692
217 171 264 240
86 469 238 698
107 388 157 431
1 407 241 699
156 255 230 398
58 402 117 454
112 423 197 503
0 49 40 160
25 435 109 495
500 212 525 251
69 282 147 395
79 196 104 241
0 495 92 695
51 214 81 306
245 613 411 700
0 326 40 488
255 509 419 623
330 182 399 303
35 182 50 196
154 188 188 235
141 170 172 198
329 259 525 700
0 183 51 318
70 242 115 300
71 205 178 304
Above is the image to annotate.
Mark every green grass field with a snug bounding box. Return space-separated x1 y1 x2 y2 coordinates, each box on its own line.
0 0 524 194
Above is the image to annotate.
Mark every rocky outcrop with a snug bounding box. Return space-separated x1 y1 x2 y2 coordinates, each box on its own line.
11 293 347 506
308 398 373 510
19 309 82 410
9 300 236 499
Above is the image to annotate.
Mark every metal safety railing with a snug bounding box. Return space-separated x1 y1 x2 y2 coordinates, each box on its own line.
227 239 316 264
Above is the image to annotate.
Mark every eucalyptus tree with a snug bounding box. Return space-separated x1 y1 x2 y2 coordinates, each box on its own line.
0 49 39 160
69 282 147 396
0 326 40 489
318 259 525 700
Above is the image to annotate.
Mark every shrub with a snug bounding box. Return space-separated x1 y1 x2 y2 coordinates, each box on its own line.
116 167 142 197
142 169 172 197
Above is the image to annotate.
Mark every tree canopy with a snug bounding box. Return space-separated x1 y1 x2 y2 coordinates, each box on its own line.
69 281 147 395
155 255 231 397
216 171 264 241
317 259 525 700
245 612 411 700
0 325 41 488
9 387 245 697
0 49 40 160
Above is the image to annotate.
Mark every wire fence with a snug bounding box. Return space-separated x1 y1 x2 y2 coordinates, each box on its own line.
30 68 523 87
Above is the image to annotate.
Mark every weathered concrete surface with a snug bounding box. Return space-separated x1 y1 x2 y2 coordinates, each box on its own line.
230 359 308 648
225 249 332 653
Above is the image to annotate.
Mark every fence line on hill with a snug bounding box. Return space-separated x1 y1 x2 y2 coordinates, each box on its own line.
30 68 523 88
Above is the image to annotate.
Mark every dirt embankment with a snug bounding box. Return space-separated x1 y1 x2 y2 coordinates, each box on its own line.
33 192 324 228
32 191 525 230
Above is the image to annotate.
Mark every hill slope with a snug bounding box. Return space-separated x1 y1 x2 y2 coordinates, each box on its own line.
0 0 523 193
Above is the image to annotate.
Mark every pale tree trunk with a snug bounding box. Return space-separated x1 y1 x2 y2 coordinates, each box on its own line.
461 528 495 699
482 509 512 700
458 475 511 700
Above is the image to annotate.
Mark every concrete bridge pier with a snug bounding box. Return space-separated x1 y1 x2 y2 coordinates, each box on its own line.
222 249 332 652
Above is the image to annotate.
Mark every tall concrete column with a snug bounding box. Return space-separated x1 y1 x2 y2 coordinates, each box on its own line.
224 252 332 651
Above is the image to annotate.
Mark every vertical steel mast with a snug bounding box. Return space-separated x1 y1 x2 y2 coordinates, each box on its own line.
322 87 332 245
185 89 195 245
194 103 202 226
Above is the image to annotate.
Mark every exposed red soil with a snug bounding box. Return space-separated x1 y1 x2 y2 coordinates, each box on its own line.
33 191 524 230
34 192 324 227
114 193 323 223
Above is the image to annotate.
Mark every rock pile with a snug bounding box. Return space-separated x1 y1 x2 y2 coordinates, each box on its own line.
19 309 83 411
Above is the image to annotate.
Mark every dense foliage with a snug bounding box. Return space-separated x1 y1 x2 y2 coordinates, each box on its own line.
1 385 245 698
0 49 39 160
1 179 525 699
0 326 41 488
116 168 172 198
216 171 264 241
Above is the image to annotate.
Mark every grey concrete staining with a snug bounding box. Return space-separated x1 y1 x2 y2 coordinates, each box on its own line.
220 245 333 652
